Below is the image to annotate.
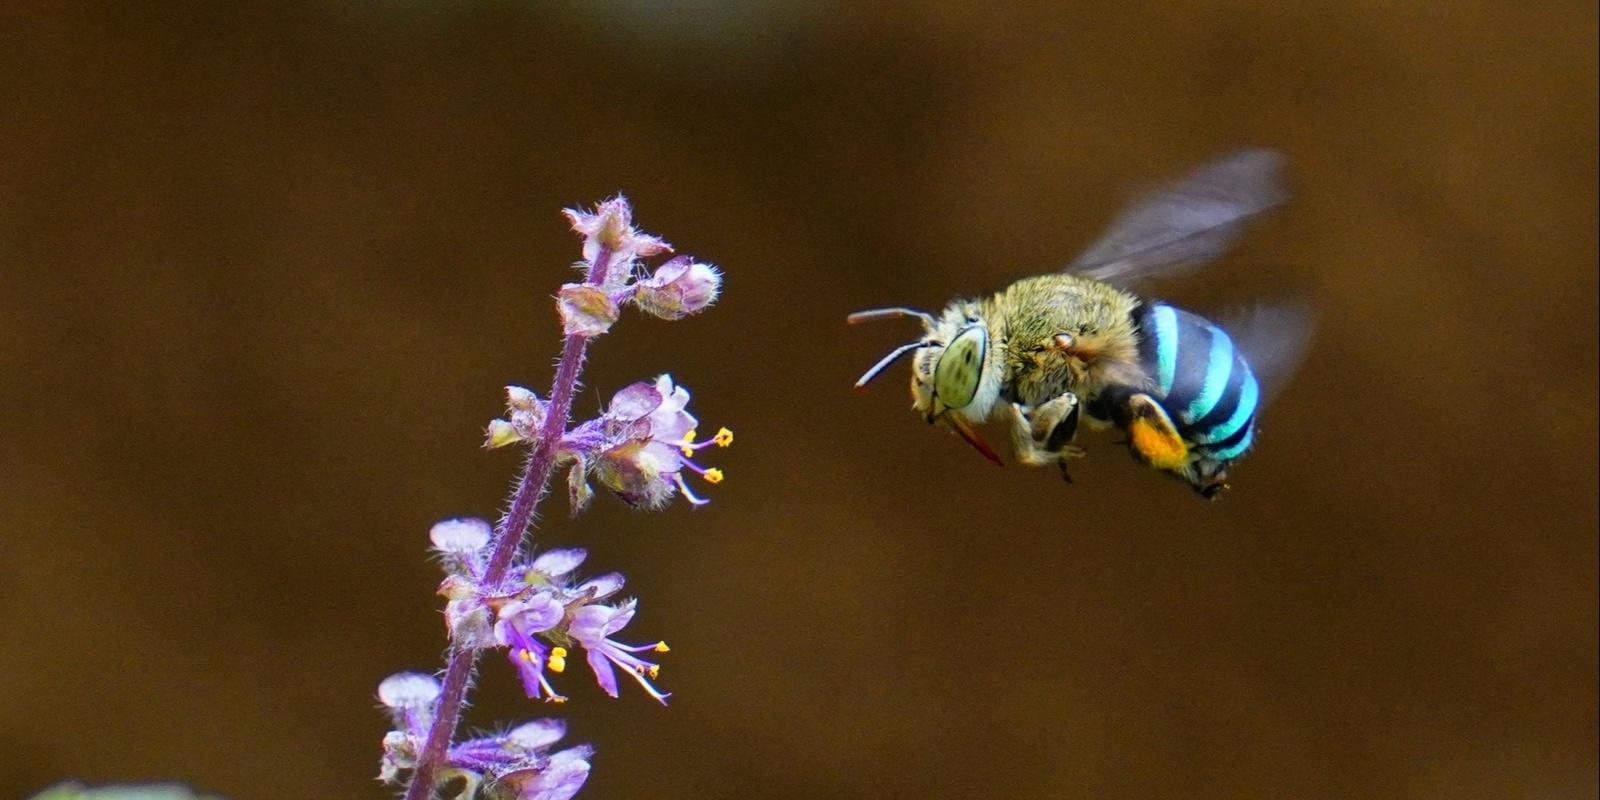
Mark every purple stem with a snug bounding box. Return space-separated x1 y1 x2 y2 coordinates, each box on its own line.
403 246 616 800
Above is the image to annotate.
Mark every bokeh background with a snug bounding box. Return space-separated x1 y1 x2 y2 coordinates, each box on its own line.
2 2 1595 798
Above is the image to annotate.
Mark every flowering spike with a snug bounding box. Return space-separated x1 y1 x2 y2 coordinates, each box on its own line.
382 198 723 800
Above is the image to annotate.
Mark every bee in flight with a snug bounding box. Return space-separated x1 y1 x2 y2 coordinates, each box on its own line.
849 149 1312 498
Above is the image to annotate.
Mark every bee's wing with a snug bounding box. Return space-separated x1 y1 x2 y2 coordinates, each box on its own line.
1068 149 1287 285
1222 302 1316 407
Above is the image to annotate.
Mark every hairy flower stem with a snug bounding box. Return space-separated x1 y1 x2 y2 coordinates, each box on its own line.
403 248 616 800
401 648 478 800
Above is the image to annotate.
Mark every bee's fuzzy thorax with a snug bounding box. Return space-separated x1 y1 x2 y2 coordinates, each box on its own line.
993 274 1147 407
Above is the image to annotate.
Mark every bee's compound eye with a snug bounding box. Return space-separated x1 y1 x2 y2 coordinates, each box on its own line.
933 327 987 409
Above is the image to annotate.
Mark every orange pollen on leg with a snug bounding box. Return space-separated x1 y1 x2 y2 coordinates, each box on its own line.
1129 417 1189 470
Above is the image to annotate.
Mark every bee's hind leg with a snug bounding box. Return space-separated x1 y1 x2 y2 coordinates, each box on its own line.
1008 393 1084 481
1108 390 1230 499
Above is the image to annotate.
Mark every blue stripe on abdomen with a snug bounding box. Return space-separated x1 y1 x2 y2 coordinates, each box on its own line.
1209 424 1255 460
1152 305 1179 395
1134 303 1260 464
1200 366 1258 445
1186 327 1235 423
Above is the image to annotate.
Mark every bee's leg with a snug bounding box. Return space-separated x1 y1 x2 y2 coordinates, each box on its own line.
1008 393 1084 479
1007 403 1054 467
1117 393 1190 471
1100 388 1230 499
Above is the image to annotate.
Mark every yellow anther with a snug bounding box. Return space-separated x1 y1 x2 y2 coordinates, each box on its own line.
519 649 536 664
647 665 661 679
703 468 724 485
680 430 697 457
548 646 568 673
654 641 670 653
713 427 733 447
549 695 568 704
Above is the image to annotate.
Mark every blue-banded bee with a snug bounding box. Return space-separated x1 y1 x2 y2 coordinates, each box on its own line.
850 149 1312 498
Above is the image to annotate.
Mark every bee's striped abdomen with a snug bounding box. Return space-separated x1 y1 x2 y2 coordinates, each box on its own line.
1134 303 1259 462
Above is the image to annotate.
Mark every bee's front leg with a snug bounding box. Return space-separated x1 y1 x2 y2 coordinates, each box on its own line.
1008 392 1084 480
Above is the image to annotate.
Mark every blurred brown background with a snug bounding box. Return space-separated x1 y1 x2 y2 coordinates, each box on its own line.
1 1 1595 798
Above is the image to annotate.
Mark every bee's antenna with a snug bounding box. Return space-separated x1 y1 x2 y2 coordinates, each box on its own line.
854 341 924 389
847 307 937 328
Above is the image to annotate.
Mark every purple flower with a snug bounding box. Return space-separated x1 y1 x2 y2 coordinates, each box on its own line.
446 719 593 800
495 593 570 703
487 745 595 800
448 718 566 772
489 549 637 704
566 375 731 511
569 599 671 705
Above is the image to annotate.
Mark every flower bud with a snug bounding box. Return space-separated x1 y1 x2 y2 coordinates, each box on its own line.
633 256 722 320
556 283 620 337
563 197 670 292
505 385 542 412
485 419 526 449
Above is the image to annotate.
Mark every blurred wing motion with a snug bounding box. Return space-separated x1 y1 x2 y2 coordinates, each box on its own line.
1220 302 1316 407
1070 148 1287 284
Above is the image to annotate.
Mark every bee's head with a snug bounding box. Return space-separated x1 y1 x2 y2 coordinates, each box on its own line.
848 302 1004 465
